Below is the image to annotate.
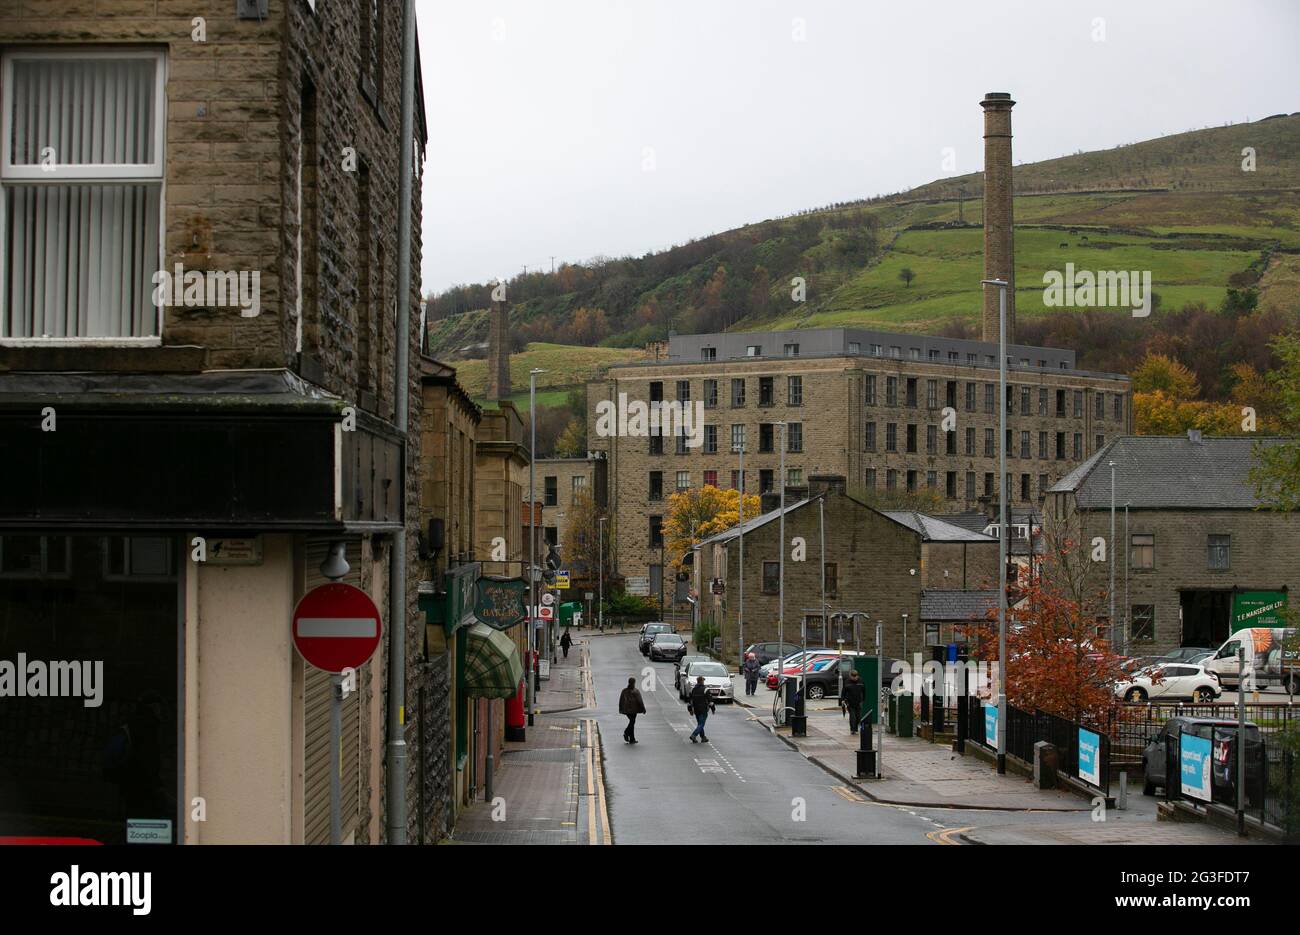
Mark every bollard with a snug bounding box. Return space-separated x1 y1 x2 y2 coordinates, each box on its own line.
1118 771 1128 810
856 719 876 777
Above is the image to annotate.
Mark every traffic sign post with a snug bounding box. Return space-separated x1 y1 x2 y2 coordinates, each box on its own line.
292 583 382 844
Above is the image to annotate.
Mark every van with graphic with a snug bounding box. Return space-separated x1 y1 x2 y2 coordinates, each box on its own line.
1204 627 1300 692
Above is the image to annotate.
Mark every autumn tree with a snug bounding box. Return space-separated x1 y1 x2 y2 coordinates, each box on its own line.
553 417 586 457
663 485 761 572
1251 331 1300 510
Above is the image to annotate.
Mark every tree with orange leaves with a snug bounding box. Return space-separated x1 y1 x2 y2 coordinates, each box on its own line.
663 484 761 573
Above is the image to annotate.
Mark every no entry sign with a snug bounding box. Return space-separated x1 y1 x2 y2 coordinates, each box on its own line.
292 582 382 674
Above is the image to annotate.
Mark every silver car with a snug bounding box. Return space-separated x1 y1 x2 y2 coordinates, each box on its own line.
679 660 734 702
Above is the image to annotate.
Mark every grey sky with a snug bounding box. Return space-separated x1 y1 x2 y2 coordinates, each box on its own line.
416 0 1299 295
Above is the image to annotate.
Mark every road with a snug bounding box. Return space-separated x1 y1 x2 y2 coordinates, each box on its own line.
586 634 939 844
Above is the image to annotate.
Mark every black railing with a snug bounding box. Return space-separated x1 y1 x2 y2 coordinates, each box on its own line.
968 698 1109 795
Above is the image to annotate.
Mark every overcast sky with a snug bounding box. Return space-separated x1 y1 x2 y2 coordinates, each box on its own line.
416 0 1300 295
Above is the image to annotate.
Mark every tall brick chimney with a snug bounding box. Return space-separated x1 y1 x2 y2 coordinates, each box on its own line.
980 92 1016 344
486 298 511 401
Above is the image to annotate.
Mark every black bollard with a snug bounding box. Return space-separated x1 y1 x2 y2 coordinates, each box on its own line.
856 719 876 777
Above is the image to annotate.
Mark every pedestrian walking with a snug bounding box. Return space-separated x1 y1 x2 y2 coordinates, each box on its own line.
741 652 761 696
840 669 866 735
685 676 715 743
619 677 646 743
559 629 573 659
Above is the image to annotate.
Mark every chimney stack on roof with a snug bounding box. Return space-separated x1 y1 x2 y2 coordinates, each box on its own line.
981 92 1016 345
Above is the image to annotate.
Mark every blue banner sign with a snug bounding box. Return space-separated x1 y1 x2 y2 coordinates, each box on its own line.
984 704 998 747
1078 728 1101 787
1180 732 1212 801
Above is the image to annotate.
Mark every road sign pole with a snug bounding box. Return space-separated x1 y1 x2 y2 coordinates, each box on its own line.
330 673 343 845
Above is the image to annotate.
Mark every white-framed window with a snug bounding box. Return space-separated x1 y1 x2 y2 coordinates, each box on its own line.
2 48 166 343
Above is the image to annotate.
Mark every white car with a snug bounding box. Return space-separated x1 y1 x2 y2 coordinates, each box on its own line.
679 660 734 702
1115 663 1221 703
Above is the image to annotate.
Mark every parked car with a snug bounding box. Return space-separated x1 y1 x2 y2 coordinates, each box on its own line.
1155 646 1213 664
638 622 674 655
675 653 710 688
648 633 688 662
678 660 733 702
760 648 835 683
1141 716 1261 798
1116 663 1220 703
744 641 802 667
1203 627 1300 692
765 651 852 690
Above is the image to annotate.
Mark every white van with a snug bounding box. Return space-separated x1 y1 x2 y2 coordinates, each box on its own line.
1203 628 1300 692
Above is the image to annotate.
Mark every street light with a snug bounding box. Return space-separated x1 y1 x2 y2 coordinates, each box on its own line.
1109 459 1120 659
776 421 787 699
734 440 746 668
598 516 606 631
527 367 545 727
981 278 1009 775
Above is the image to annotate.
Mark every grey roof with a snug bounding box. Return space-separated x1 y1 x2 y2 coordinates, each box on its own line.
921 589 998 622
880 511 997 543
693 496 817 549
1048 435 1291 509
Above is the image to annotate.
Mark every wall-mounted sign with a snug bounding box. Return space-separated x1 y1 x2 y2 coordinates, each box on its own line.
626 575 650 596
1077 728 1101 788
555 571 571 589
207 537 263 566
1180 731 1212 801
473 576 528 631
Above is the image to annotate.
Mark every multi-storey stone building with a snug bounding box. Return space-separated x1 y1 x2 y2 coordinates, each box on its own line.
1045 433 1298 654
590 327 1130 602
536 454 607 581
0 2 431 844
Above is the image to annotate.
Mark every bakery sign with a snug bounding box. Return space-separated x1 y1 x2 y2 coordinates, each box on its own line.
474 576 529 631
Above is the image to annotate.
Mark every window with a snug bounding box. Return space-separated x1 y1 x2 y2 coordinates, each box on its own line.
1131 605 1155 642
865 468 877 489
984 472 994 497
984 428 994 458
1114 394 1124 421
906 424 918 453
787 468 802 486
1073 390 1083 418
649 471 663 501
886 423 898 452
1056 389 1066 417
926 470 937 490
1006 428 1013 456
1039 431 1048 460
1131 534 1154 569
870 344 883 357
984 384 995 413
730 470 742 490
886 377 898 406
965 383 976 412
676 429 688 455
906 378 918 408
928 349 940 361
965 427 975 456
760 469 774 493
1055 432 1066 460
1021 386 1030 414
650 381 663 402
946 380 958 408
926 424 937 455
906 469 917 492
103 536 175 581
544 476 558 506
1037 474 1048 497
787 423 803 453
948 351 960 363
2 50 166 341
759 376 775 406
701 346 717 361
731 424 745 452
1038 388 1048 416
676 380 690 401
1006 385 1014 415
787 375 803 406
865 374 877 405
649 433 663 455
703 379 718 408
889 346 901 359
762 561 780 593
825 562 838 598
1020 474 1030 501
945 429 956 456
967 353 977 365
946 471 957 499
1096 434 1104 452
1208 534 1230 570
703 424 718 453
926 379 938 409
649 516 664 548
676 471 690 491
731 379 746 407
783 343 800 357
1095 393 1105 420
759 423 774 453
909 347 921 361
965 471 975 500
746 344 762 357
360 0 383 102
571 475 587 494
1020 431 1030 459
886 469 897 491
0 534 71 579
1072 433 1082 460
848 341 861 354
865 421 877 451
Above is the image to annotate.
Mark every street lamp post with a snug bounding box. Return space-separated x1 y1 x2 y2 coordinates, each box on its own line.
598 517 606 631
736 442 745 669
1109 460 1120 659
777 421 786 702
528 368 545 727
982 278 1009 775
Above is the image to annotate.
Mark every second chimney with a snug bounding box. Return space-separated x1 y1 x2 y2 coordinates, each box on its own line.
981 92 1016 345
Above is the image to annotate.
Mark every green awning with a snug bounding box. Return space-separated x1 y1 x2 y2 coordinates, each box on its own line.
462 623 524 699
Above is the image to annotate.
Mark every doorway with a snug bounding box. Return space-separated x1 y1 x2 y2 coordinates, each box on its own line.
1180 590 1231 647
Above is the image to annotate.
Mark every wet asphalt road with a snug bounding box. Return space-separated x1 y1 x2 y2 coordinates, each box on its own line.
586 634 937 845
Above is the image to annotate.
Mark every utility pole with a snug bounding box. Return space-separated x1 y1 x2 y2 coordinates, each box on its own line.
598 517 606 631
1110 460 1119 657
983 278 1008 776
777 421 787 690
737 441 745 668
528 368 545 726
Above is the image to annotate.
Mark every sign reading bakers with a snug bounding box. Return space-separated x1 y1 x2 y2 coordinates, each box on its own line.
292 582 383 674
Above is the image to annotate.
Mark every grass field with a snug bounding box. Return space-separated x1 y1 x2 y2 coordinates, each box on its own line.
452 342 646 398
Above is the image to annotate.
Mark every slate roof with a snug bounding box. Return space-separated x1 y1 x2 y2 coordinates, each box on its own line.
693 496 817 548
1048 435 1290 509
879 511 997 543
920 589 998 622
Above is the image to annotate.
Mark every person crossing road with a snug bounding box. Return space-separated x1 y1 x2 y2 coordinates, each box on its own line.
685 675 715 743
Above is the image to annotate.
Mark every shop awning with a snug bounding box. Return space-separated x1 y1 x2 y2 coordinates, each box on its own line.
463 623 524 699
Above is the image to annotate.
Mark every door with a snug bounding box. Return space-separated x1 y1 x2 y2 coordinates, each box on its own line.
1210 640 1241 682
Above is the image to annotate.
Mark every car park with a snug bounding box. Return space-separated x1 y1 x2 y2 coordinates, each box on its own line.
678 660 733 702
648 633 688 662
1155 646 1212 664
1115 663 1221 703
638 622 674 655
675 653 710 689
744 641 802 667
1141 716 1261 798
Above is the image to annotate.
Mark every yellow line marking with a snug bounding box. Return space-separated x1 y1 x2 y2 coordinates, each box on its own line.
926 826 974 845
593 723 611 845
833 785 865 802
584 719 598 845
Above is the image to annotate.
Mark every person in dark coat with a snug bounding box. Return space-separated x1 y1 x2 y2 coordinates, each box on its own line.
618 677 646 743
686 676 716 743
840 669 866 734
741 653 761 696
560 629 573 659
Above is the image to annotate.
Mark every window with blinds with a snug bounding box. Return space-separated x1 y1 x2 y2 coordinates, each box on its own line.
1 50 165 341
